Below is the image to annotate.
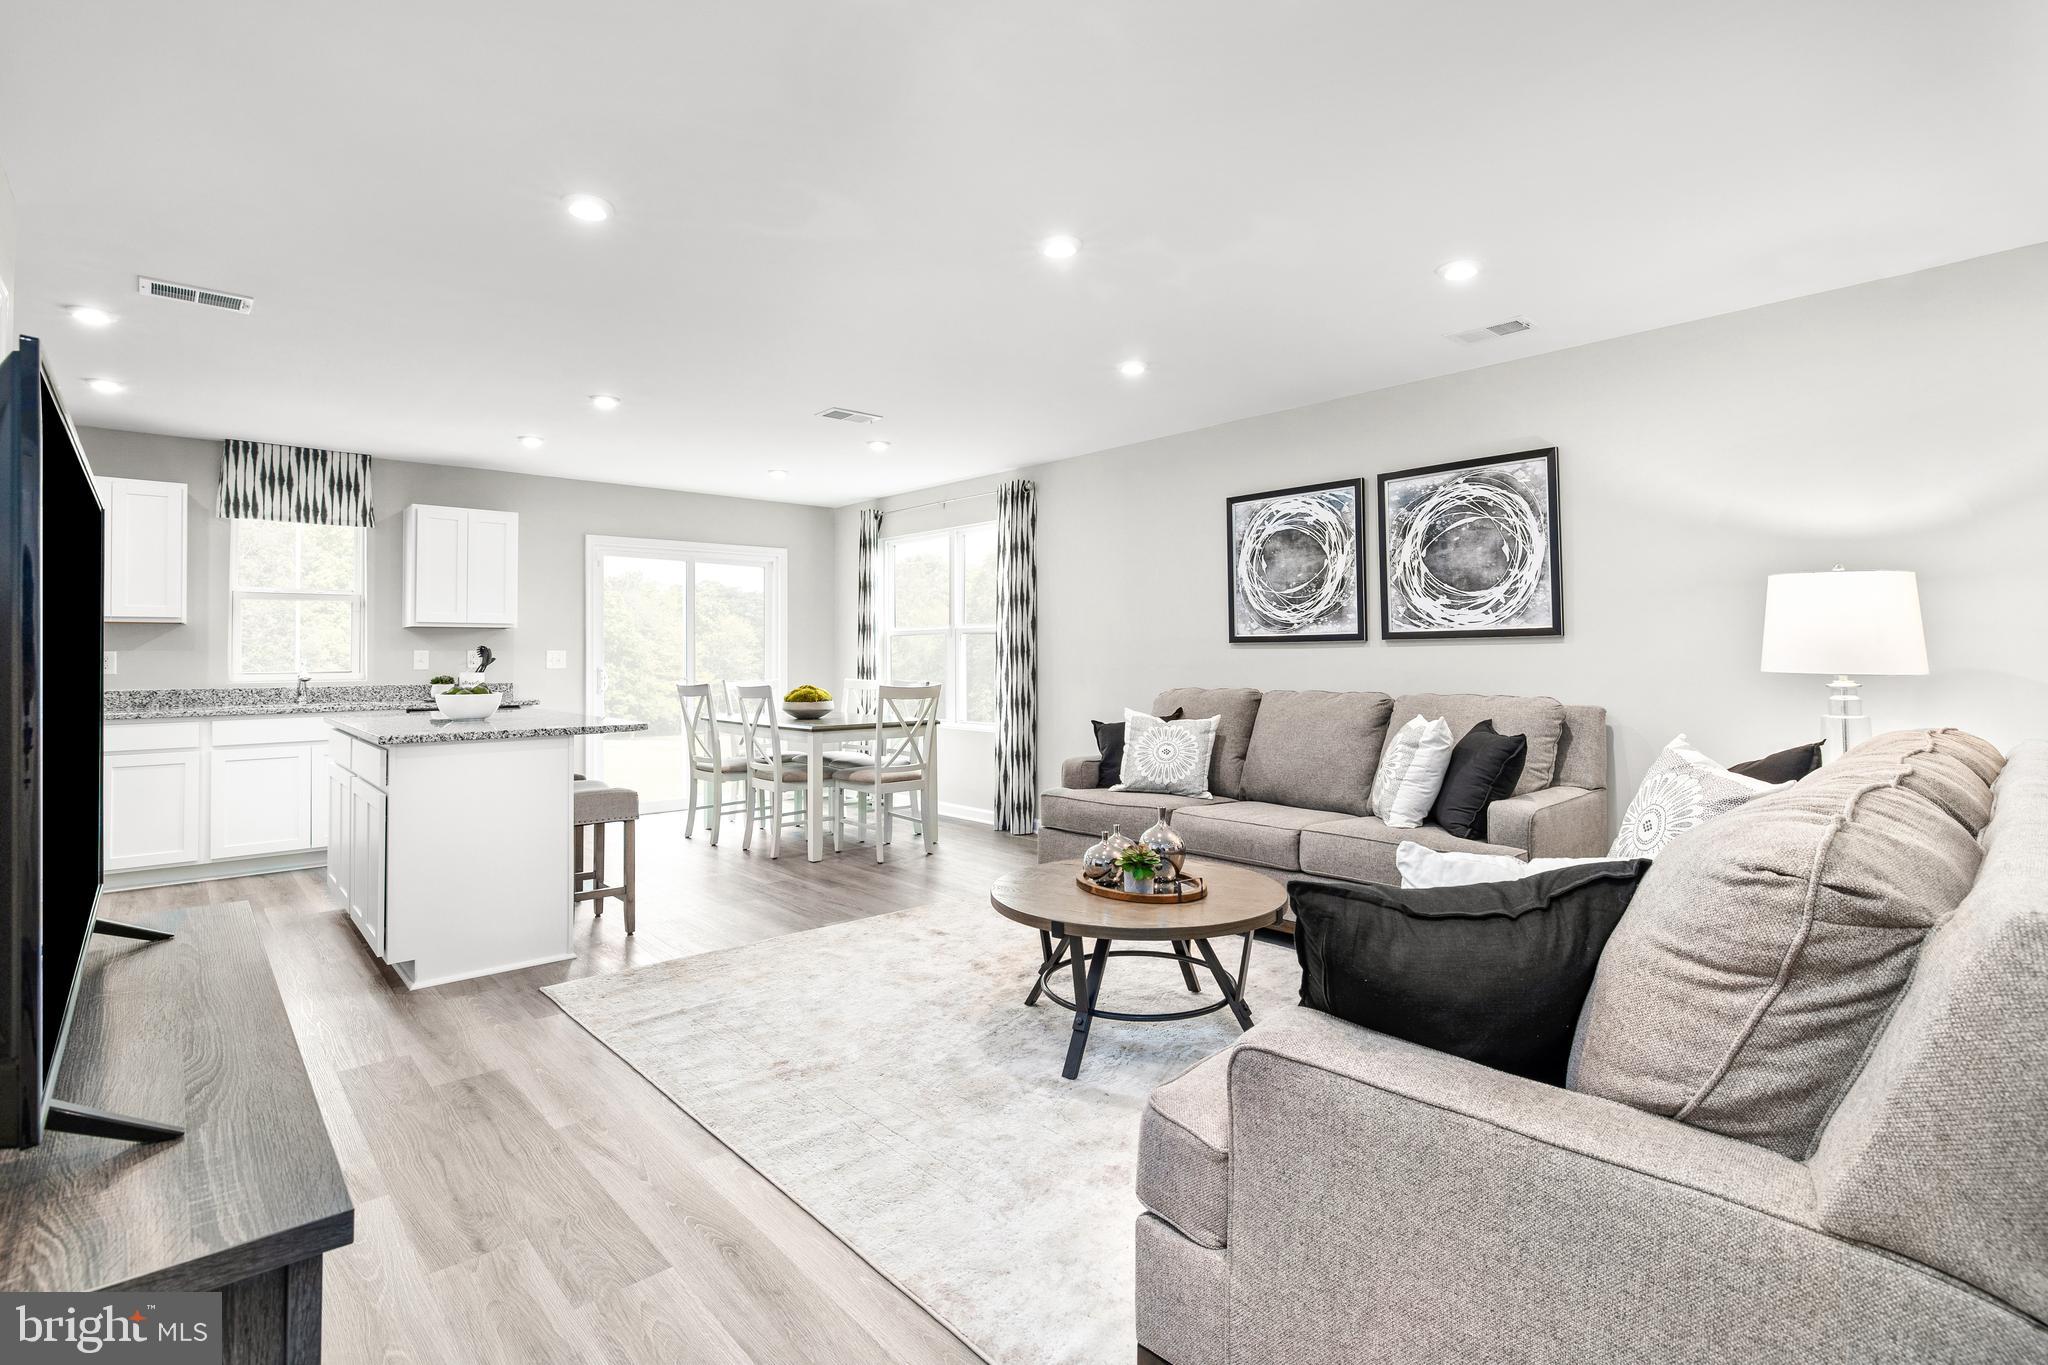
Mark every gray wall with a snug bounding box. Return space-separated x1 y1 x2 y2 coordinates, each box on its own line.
841 243 2048 821
87 428 839 714
0 165 15 357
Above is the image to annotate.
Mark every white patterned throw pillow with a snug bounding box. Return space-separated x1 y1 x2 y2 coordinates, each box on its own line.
1112 710 1219 798
1397 841 1618 888
1608 734 1786 859
1369 715 1456 828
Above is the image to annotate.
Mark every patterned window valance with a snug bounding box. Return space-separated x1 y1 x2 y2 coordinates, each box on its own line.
216 440 375 527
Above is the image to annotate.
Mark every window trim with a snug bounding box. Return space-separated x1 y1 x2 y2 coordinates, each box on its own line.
880 522 998 730
228 520 369 683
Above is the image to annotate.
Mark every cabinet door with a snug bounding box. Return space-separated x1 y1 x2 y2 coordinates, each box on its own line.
105 750 203 869
464 509 518 625
308 748 330 851
350 776 387 955
326 769 352 907
407 505 467 626
208 744 315 859
98 477 188 622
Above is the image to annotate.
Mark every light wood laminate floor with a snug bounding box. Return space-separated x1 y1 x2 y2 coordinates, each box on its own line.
105 811 1035 1365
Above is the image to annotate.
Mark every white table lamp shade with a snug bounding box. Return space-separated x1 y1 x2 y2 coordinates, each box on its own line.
1761 570 1928 676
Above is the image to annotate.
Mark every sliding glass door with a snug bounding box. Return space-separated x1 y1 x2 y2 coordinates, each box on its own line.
585 536 786 811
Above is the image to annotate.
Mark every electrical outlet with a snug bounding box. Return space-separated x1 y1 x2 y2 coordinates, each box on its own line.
546 650 567 669
103 651 118 676
413 650 430 670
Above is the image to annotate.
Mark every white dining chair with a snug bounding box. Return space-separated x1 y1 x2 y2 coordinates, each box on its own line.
829 683 941 863
821 677 886 840
677 682 748 845
735 682 810 858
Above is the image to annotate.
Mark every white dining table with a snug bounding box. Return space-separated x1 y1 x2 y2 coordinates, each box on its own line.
714 711 939 862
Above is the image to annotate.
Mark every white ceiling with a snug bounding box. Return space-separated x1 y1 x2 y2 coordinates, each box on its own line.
4 2 2045 508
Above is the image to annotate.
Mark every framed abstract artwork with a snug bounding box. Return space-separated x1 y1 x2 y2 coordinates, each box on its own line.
1377 448 1562 640
1225 478 1366 643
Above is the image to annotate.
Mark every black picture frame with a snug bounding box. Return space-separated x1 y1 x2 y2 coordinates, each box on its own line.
1225 477 1367 643
1377 447 1562 641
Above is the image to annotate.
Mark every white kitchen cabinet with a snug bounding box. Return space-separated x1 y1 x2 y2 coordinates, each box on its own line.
402 503 518 627
105 749 203 870
98 476 188 623
309 750 330 851
347 774 387 955
208 744 315 859
325 764 352 906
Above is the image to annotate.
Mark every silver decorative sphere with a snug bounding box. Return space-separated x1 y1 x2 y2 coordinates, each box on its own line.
1138 818 1186 877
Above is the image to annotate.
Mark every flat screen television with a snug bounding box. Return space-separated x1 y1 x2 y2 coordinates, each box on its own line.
1 334 115 1147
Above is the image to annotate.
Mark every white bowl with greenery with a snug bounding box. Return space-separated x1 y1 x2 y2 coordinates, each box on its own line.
434 688 502 720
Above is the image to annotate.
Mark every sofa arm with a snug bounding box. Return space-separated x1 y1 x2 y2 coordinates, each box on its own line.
1059 754 1103 789
1214 1007 2035 1363
1486 783 1608 857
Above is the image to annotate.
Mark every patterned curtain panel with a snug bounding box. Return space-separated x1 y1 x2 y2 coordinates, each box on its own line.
215 440 375 526
855 507 883 680
992 480 1038 834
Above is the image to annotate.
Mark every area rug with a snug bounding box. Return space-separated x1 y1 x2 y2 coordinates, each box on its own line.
544 897 1298 1365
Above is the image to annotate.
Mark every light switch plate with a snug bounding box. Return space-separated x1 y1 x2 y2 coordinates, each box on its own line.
546 650 567 669
103 651 118 676
413 650 430 670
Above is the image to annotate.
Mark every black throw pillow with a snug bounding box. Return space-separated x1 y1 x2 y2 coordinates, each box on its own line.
1289 861 1652 1085
1429 719 1528 840
1729 741 1824 785
1091 707 1184 786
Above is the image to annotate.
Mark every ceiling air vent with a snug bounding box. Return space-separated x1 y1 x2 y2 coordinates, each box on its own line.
137 276 255 314
816 407 883 424
1447 316 1534 345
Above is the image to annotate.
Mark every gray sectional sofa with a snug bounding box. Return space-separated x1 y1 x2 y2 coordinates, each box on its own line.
1132 733 2048 1365
1040 687 1610 889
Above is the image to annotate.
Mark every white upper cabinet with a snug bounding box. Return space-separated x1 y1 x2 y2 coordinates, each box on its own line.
98 476 188 622
402 504 518 627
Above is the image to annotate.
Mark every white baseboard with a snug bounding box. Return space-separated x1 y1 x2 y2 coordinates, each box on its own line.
938 801 995 826
106 850 325 891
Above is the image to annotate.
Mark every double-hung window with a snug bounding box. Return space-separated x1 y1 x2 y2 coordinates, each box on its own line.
229 520 369 681
881 523 997 725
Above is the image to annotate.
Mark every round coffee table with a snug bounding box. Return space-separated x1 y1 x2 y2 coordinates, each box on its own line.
990 858 1287 1079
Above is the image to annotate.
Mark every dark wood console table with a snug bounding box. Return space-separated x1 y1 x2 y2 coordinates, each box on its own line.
0 902 354 1363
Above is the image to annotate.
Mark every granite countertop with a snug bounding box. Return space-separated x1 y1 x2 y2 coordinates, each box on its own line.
104 683 535 721
323 708 648 747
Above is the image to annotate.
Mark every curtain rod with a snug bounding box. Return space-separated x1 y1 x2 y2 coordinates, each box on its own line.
875 488 1000 518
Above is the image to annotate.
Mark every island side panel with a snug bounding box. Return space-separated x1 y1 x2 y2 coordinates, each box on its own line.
381 736 576 988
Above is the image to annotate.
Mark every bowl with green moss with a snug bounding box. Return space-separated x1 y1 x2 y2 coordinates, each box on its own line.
433 685 502 720
782 684 833 719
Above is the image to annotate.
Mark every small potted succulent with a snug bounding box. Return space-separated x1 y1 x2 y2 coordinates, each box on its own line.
1115 843 1164 896
429 674 457 697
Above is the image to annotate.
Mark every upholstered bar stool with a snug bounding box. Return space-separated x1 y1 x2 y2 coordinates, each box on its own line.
573 778 638 934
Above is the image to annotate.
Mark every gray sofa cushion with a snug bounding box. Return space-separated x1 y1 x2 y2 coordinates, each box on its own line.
1571 730 2000 1159
1040 786 1231 837
1169 802 1352 872
1153 688 1262 800
1298 815 1525 885
1389 693 1566 795
1237 690 1393 816
1138 1047 1234 1249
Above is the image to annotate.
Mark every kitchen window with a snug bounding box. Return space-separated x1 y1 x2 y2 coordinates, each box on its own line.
229 520 368 681
881 523 997 726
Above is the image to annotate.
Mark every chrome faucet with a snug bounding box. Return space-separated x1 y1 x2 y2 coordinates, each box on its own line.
294 672 314 706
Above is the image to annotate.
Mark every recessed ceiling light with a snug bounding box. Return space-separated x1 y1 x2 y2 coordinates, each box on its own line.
589 394 621 412
1435 259 1482 283
517 434 545 449
68 306 114 328
767 468 788 480
866 440 892 454
86 378 126 395
1117 358 1148 378
1040 234 1080 260
564 194 614 223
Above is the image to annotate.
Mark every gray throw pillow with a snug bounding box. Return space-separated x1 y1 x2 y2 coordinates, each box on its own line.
1112 711 1220 798
1570 730 2000 1158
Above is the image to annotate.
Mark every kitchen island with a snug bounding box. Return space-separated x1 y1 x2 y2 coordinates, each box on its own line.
322 707 647 989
